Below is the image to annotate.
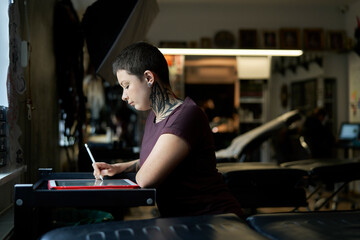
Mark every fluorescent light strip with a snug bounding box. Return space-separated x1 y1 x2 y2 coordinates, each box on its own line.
159 48 303 57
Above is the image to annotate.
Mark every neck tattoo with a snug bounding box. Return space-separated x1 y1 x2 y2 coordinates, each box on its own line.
150 83 182 123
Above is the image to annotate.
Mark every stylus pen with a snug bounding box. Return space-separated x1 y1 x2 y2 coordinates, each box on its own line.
85 143 103 180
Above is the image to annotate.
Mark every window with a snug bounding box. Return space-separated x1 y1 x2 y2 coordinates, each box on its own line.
0 0 9 107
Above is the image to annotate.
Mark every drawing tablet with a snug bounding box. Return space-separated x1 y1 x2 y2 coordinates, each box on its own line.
48 179 139 190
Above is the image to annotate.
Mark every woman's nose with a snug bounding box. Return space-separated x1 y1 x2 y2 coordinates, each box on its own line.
122 91 128 101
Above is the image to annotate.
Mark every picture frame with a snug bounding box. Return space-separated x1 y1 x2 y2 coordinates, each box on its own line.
279 28 301 49
159 41 187 48
261 30 278 49
238 29 258 49
200 37 212 48
327 30 346 51
189 41 198 48
303 28 325 51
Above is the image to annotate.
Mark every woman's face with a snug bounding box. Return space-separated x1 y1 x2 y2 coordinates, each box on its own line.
117 70 151 111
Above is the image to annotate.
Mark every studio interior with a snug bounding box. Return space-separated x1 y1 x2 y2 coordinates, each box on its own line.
1 0 360 239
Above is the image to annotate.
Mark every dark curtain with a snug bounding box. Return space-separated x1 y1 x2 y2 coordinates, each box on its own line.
54 0 85 169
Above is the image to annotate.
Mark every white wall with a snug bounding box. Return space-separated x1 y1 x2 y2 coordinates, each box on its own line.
147 2 347 45
345 0 360 37
346 1 360 122
324 53 348 126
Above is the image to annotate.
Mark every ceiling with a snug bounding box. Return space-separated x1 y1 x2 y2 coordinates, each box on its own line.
157 0 357 7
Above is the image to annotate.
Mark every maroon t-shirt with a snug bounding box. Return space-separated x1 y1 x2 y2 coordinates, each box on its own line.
140 97 242 217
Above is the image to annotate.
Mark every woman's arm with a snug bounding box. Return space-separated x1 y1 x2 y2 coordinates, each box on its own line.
93 159 139 179
136 133 189 188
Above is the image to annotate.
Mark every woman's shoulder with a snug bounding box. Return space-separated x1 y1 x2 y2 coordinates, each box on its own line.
182 97 201 111
165 97 210 145
172 97 207 124
177 97 203 117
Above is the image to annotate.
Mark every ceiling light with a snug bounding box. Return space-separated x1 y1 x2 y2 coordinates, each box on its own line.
159 48 303 57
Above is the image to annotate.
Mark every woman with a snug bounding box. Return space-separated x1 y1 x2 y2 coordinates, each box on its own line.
93 42 242 218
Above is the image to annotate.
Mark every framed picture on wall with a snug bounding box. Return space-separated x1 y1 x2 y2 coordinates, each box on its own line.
159 41 187 48
303 28 325 50
327 30 346 51
261 30 278 49
189 41 198 48
239 29 258 48
200 37 212 48
279 28 301 49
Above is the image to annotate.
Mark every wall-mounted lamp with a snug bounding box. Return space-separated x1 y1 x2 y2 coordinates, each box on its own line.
159 48 303 57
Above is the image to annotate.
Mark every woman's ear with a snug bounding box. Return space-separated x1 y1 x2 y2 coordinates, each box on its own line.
144 70 155 86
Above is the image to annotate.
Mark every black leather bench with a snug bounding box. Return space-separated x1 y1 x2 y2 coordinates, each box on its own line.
281 158 360 184
217 162 308 210
40 213 268 240
247 210 360 240
281 158 360 210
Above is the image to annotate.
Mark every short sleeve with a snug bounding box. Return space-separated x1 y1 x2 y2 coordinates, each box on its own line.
161 99 210 149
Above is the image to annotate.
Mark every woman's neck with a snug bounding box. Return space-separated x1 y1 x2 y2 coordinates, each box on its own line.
150 82 182 123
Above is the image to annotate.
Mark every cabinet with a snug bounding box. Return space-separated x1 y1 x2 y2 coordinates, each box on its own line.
237 79 270 162
236 56 270 134
236 56 271 161
238 79 268 134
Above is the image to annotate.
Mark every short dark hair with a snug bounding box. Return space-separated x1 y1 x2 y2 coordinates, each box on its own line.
112 42 170 86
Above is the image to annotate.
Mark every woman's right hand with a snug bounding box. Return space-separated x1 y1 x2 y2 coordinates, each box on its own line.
92 160 139 180
92 162 120 180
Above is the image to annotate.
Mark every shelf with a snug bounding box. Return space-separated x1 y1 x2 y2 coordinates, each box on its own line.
240 97 264 103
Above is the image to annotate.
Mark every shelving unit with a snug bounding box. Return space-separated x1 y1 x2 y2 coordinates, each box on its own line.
237 79 270 162
238 79 267 133
235 56 271 162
